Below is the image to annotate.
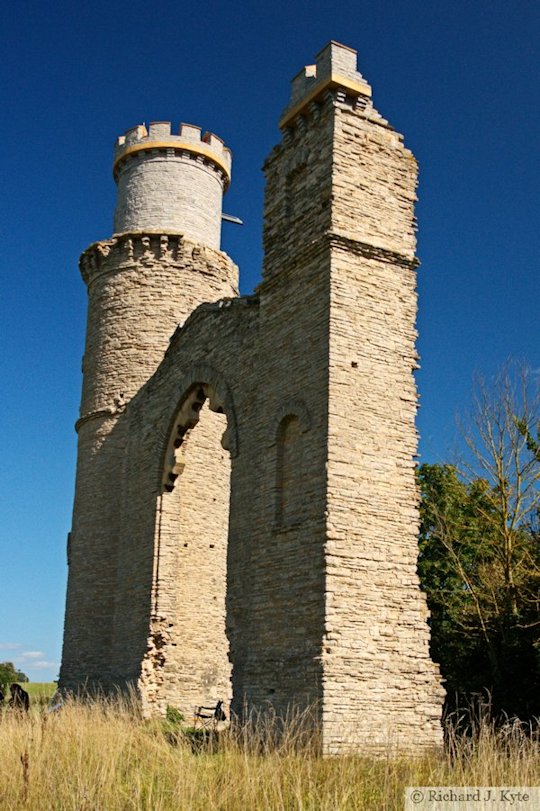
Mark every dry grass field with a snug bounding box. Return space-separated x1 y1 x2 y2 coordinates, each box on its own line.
0 697 538 810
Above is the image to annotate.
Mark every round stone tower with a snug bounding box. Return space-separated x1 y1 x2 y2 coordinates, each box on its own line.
113 122 231 248
60 121 238 692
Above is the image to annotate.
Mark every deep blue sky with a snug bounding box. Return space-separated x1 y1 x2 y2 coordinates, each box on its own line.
1 1 538 681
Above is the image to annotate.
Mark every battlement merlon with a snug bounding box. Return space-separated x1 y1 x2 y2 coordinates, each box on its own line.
280 41 372 129
113 122 232 188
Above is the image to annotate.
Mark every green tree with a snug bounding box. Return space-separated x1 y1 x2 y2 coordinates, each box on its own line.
515 417 540 462
0 662 29 693
418 365 540 719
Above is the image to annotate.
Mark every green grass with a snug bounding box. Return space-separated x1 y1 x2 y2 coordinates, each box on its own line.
24 682 57 701
0 683 57 714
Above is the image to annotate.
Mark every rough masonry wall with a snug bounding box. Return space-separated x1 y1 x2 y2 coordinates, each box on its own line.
322 96 444 752
239 263 330 718
324 246 444 752
62 413 124 685
234 87 338 717
261 104 332 281
106 299 260 716
330 105 417 257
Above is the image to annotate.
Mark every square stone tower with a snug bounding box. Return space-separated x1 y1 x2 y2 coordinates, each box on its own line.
240 41 444 751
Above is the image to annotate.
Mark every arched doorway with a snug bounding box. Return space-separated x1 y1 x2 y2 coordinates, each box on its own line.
145 379 235 717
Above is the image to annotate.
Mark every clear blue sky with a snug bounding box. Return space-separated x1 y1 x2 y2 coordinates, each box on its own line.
1 1 538 682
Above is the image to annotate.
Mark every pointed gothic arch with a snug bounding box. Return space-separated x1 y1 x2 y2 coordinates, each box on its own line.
146 364 238 716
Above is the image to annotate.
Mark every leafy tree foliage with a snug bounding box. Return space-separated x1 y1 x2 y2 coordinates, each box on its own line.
0 662 29 693
418 366 540 719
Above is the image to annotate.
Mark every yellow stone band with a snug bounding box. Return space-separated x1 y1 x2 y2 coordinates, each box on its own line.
113 140 231 184
279 74 372 129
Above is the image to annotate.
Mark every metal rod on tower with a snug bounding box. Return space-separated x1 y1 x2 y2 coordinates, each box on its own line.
221 213 243 225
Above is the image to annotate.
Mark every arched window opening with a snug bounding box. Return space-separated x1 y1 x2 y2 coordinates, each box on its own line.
162 383 230 494
275 413 308 527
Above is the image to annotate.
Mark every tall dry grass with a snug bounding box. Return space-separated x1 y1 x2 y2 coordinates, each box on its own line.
0 697 538 810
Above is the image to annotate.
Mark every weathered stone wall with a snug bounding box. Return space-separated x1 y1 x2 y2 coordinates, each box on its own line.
106 299 260 717
62 412 123 685
237 266 329 718
320 92 444 752
323 239 444 752
217 64 342 719
160 400 231 706
145 401 231 716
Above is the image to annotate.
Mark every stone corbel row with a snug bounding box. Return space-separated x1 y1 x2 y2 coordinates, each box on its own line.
79 233 236 284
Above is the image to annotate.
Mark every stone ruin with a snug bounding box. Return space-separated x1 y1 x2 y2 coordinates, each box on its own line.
60 41 444 753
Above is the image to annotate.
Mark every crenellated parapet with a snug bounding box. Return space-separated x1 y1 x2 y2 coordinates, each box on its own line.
113 121 231 186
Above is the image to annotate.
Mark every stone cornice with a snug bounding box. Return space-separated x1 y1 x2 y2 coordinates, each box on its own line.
75 405 125 432
259 231 418 293
280 74 372 129
329 232 419 267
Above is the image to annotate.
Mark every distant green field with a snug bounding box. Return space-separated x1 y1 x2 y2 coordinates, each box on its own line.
25 682 57 701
